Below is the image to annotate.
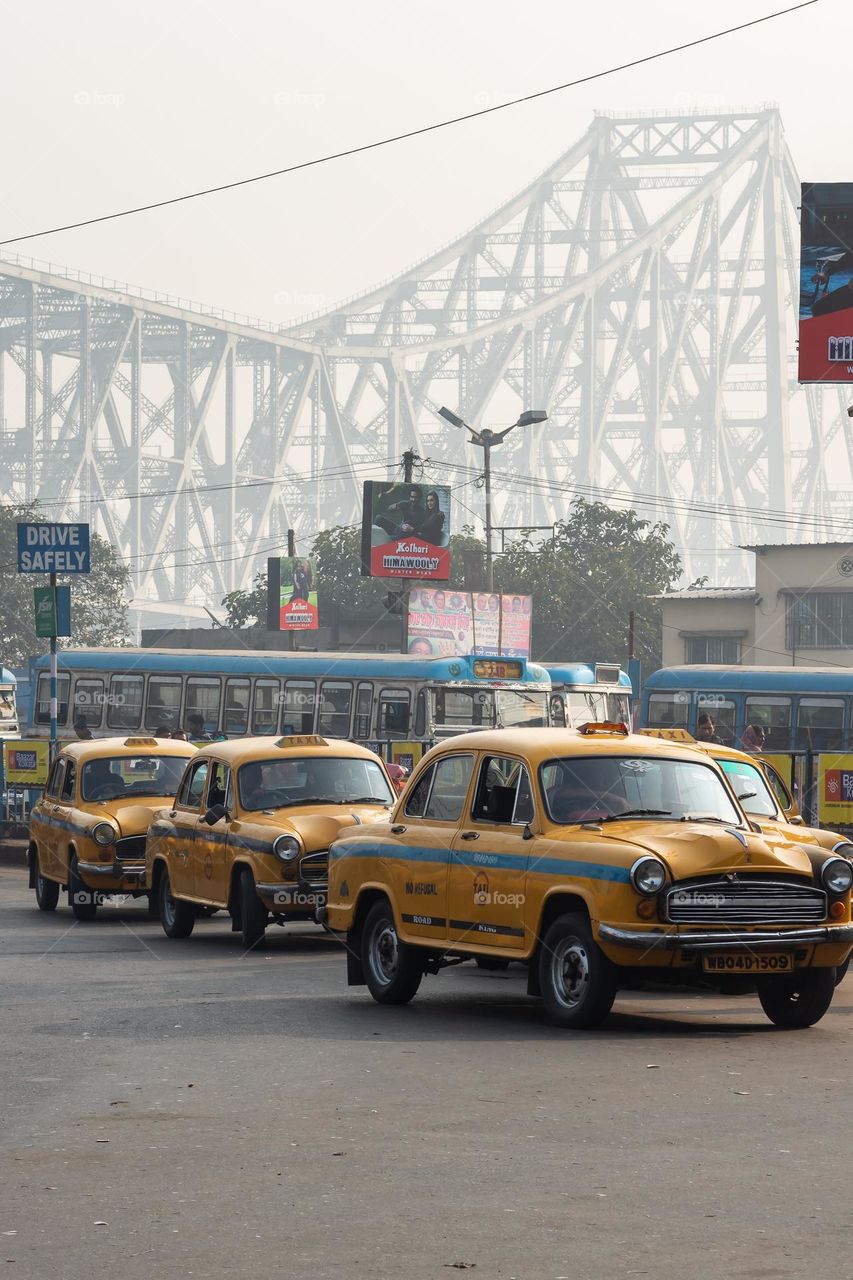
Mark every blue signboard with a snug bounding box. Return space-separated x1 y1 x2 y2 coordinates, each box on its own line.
17 523 91 574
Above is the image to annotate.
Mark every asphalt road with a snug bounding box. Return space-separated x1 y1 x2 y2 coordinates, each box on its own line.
3 858 852 1280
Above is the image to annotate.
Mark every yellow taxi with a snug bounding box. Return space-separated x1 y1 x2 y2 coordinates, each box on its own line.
322 725 853 1030
145 734 395 948
28 736 197 920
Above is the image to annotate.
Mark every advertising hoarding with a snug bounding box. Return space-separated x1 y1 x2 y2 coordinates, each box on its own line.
4 739 50 787
816 753 853 826
798 183 853 383
407 588 531 657
361 481 451 580
266 557 319 630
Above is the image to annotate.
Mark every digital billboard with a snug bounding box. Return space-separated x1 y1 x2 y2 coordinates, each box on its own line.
266 556 319 630
407 588 531 657
361 481 451 580
798 183 853 383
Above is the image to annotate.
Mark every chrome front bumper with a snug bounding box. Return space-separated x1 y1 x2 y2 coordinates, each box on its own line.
77 861 146 883
598 923 853 952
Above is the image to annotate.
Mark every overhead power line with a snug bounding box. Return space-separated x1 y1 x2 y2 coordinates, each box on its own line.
0 1 818 247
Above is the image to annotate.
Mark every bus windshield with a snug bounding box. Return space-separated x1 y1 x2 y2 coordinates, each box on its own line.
496 689 547 728
431 687 547 733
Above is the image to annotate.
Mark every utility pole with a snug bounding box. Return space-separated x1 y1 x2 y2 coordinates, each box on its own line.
286 528 296 652
399 449 415 654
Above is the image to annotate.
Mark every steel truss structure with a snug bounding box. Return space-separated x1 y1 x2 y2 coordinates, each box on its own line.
1 109 849 611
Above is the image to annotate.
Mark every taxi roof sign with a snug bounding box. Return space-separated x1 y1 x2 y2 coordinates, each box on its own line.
638 727 696 742
275 734 329 749
577 721 630 736
123 736 160 747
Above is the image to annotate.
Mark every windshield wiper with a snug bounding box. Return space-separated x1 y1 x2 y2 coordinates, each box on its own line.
337 796 392 806
597 808 672 822
680 814 737 825
273 796 337 808
737 791 758 802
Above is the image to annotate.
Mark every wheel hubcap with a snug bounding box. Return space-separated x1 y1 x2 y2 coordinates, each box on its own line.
371 919 399 985
551 937 590 1009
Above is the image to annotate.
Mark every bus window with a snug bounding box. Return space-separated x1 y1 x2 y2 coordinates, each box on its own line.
697 698 737 745
565 690 608 725
223 678 250 736
795 699 844 751
145 676 182 731
434 688 497 730
378 689 410 739
186 677 222 736
252 679 280 735
107 675 143 730
73 678 105 729
35 673 70 725
646 692 686 730
282 681 316 734
414 690 426 738
317 682 352 738
354 683 373 739
606 692 631 725
549 694 566 727
744 697 791 751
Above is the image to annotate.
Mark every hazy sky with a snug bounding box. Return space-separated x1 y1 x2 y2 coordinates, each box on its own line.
2 0 849 324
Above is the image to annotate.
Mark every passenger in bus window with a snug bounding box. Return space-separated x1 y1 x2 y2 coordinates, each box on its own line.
154 724 172 738
741 723 766 752
696 714 722 744
73 717 93 740
186 712 212 741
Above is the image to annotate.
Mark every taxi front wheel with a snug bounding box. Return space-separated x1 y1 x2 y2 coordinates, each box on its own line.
158 867 195 939
69 857 97 922
756 968 835 1029
239 868 267 950
361 900 423 1005
538 913 617 1030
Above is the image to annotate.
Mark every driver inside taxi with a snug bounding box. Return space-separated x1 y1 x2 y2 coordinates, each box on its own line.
547 763 629 822
83 758 121 800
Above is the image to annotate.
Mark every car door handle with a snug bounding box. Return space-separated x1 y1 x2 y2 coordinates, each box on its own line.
391 825 406 834
460 831 479 841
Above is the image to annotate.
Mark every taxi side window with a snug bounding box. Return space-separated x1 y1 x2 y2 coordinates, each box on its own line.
473 756 534 825
207 762 232 812
406 755 474 822
45 759 65 799
764 763 793 812
177 760 209 809
60 761 76 803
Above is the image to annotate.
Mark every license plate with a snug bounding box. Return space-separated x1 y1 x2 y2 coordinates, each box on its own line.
702 952 793 974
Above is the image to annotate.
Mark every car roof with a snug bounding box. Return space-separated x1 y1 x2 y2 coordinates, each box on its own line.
189 735 385 766
59 736 198 762
422 727 712 766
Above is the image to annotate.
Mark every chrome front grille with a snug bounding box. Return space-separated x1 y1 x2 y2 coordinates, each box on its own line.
299 850 328 887
666 878 827 925
115 835 146 861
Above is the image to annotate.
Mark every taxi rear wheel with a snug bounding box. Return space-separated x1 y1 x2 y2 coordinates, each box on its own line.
34 851 60 912
239 868 267 950
158 867 195 939
539 913 616 1030
68 857 97 922
757 967 835 1028
362 899 423 1005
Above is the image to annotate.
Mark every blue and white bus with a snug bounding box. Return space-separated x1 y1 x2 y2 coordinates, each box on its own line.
0 667 18 739
641 665 853 752
27 648 552 752
543 662 633 728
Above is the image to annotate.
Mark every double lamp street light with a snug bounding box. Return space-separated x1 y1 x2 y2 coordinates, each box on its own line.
438 406 548 591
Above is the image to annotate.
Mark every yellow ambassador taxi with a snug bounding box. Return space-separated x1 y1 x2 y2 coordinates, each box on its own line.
28 736 197 920
145 734 395 948
322 724 853 1030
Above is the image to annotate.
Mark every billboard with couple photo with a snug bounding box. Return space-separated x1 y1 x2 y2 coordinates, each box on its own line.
360 481 451 580
799 183 853 383
266 556 319 631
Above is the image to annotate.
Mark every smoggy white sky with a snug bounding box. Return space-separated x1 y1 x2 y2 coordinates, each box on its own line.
1 0 849 324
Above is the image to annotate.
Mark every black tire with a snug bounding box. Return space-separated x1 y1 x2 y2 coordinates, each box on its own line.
33 850 60 912
538 912 617 1029
475 956 511 971
158 866 195 939
835 957 850 987
361 899 423 1005
239 868 267 950
146 892 160 920
757 967 836 1028
68 856 97 922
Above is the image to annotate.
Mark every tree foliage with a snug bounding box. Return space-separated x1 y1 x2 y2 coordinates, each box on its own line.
0 502 131 668
495 499 681 669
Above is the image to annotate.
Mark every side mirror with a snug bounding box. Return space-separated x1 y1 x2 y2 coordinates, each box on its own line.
522 822 535 841
788 815 804 825
204 802 227 825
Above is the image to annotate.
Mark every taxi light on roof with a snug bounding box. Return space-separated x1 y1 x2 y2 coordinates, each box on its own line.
123 737 159 747
275 734 328 749
638 728 696 743
577 721 630 736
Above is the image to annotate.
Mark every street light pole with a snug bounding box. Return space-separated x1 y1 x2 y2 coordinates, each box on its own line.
438 407 548 593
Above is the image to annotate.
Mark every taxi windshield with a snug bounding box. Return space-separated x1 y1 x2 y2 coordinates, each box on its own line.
540 754 742 825
718 758 779 818
237 756 394 812
81 755 188 802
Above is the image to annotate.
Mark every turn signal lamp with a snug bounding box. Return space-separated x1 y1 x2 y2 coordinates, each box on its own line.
830 900 846 920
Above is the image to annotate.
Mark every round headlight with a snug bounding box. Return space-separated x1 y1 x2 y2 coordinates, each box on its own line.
821 856 853 895
630 855 667 896
273 834 301 864
92 821 116 847
832 841 853 861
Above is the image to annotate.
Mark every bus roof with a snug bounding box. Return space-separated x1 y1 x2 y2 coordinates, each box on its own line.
543 662 632 689
1 667 16 686
31 648 551 685
645 665 853 695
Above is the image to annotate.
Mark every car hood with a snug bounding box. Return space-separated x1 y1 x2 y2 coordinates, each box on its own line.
580 818 815 880
247 805 391 852
95 798 177 837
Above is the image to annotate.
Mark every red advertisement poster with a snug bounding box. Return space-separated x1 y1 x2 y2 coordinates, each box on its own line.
361 481 451 580
798 183 853 384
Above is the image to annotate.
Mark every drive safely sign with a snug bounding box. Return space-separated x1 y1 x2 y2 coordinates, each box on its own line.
17 522 90 574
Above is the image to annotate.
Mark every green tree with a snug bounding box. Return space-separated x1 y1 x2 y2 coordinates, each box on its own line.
0 501 131 668
495 499 681 670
